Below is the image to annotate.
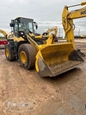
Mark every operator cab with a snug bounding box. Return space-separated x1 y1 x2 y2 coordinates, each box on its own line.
10 17 38 37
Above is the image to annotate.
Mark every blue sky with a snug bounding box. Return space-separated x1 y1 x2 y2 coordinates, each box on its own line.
0 0 86 35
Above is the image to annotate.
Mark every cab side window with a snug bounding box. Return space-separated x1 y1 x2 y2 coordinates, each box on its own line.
13 20 18 36
28 22 33 33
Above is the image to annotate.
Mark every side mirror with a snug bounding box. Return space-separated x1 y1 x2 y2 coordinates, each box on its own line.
33 22 38 29
10 23 15 27
36 24 38 29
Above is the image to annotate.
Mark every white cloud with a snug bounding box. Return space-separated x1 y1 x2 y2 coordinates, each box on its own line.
0 0 85 34
2 0 29 4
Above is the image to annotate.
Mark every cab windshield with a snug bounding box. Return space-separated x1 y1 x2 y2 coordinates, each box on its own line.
17 18 34 34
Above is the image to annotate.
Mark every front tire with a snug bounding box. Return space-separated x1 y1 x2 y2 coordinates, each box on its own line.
18 44 36 69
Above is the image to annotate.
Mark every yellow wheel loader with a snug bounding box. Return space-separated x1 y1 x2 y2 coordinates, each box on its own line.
5 2 86 77
5 17 57 68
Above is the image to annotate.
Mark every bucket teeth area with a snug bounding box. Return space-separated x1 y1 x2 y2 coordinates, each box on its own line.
49 61 82 76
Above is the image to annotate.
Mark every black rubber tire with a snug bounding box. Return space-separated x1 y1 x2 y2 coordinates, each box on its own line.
18 44 36 70
5 44 16 61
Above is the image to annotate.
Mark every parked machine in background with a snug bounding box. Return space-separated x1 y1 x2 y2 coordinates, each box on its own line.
5 2 86 77
0 30 8 45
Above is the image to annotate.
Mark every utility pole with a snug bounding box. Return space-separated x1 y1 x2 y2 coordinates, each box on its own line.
78 28 80 36
59 28 60 37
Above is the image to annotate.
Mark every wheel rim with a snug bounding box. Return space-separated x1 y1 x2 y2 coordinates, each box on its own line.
5 49 9 57
20 51 27 64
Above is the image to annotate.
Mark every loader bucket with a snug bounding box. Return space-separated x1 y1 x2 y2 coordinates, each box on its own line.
36 43 84 77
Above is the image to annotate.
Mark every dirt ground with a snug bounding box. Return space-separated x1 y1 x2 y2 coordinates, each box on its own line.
0 39 86 115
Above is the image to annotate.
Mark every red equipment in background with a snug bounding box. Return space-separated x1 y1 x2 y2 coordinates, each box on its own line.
0 40 8 45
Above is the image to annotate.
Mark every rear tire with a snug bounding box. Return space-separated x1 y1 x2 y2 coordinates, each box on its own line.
5 44 16 61
18 44 36 69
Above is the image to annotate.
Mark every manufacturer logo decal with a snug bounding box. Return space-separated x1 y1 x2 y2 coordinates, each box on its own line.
81 10 86 15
